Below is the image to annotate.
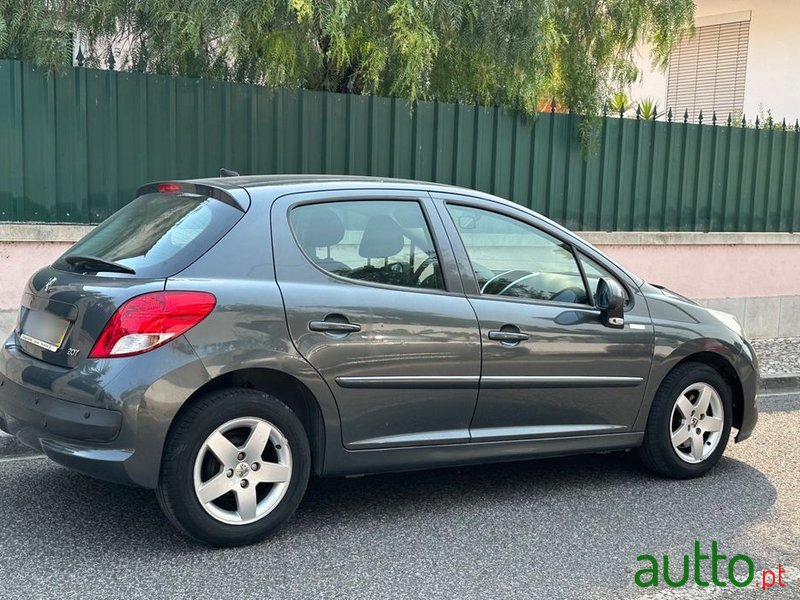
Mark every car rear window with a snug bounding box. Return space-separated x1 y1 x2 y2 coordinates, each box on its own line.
53 193 243 278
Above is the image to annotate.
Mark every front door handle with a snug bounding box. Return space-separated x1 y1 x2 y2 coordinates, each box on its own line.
487 330 529 343
308 320 362 333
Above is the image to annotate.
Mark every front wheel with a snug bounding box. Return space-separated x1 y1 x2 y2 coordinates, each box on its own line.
639 363 733 479
156 388 311 547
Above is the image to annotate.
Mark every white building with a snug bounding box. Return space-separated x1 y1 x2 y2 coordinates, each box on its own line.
632 0 800 124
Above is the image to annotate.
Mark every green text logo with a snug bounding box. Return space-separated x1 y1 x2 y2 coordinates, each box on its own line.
635 541 787 589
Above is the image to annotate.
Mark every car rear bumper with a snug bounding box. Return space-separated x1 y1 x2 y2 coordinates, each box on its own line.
0 371 135 484
0 335 210 488
0 374 122 442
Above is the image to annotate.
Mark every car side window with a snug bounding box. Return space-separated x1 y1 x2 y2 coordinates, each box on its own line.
447 204 589 304
578 253 630 305
290 200 445 291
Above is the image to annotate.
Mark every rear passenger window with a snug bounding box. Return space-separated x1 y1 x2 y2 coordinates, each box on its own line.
290 200 445 291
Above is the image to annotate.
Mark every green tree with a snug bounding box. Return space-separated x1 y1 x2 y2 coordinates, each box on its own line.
2 0 694 120
0 1 74 67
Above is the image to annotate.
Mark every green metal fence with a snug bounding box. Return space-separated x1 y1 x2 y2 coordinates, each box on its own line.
1 59 799 231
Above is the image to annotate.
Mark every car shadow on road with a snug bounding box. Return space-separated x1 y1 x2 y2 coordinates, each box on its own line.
0 448 776 557
0 448 780 597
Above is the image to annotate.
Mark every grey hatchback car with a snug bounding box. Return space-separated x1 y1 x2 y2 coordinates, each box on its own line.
0 176 758 546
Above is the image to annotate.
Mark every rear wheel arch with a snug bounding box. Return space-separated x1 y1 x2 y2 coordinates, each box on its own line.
166 368 326 476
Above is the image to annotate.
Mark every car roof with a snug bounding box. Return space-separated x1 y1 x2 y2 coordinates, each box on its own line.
169 173 644 286
185 174 471 195
181 173 525 218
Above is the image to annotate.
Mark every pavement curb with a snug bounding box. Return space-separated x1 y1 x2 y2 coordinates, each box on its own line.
759 373 800 395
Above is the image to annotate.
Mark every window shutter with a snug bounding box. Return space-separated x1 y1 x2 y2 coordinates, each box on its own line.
667 19 750 122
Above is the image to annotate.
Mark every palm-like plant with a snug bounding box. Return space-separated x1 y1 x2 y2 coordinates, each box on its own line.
637 98 661 120
608 91 633 116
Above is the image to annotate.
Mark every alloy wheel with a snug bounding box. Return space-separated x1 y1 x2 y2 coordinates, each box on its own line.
192 417 292 525
669 382 725 464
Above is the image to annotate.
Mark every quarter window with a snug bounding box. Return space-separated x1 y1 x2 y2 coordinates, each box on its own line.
447 205 589 304
290 200 444 291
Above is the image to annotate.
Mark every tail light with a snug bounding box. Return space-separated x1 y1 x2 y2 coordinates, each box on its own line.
89 291 216 358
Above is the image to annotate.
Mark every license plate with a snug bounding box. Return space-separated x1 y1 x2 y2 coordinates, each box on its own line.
20 311 70 352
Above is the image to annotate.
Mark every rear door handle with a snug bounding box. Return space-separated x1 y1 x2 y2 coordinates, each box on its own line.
487 330 529 343
308 320 362 333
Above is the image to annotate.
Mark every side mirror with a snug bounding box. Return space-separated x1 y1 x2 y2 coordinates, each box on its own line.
595 277 625 329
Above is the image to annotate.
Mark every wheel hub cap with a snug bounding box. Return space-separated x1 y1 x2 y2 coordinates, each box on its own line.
234 462 250 478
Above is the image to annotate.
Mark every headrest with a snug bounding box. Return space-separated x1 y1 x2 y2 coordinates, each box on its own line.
359 215 404 259
293 206 345 250
391 203 423 227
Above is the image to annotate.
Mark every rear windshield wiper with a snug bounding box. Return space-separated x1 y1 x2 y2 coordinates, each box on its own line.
64 255 136 275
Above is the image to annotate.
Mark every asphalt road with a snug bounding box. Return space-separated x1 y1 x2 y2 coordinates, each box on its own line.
0 395 798 600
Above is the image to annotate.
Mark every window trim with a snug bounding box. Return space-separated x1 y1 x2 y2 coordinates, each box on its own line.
574 247 595 307
286 196 453 296
443 201 593 309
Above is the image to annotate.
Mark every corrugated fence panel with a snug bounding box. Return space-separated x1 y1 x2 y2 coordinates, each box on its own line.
530 112 551 215
174 77 202 180
0 62 23 221
229 82 252 176
116 72 148 213
21 64 57 222
453 104 475 189
53 68 88 222
2 59 800 231
146 74 177 186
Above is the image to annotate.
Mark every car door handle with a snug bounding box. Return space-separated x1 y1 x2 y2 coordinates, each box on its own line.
308 320 362 333
487 330 529 343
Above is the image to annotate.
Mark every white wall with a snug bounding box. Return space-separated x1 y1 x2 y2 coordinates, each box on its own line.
631 0 800 123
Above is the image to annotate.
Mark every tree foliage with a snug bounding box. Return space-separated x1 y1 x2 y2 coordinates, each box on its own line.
0 1 74 67
1 0 694 118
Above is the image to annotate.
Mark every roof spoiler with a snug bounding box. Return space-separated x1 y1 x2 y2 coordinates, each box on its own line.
136 182 250 212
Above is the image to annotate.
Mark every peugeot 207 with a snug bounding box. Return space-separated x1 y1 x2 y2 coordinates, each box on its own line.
0 176 758 547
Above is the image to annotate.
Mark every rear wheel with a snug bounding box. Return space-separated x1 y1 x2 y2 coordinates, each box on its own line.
639 363 732 479
156 388 310 547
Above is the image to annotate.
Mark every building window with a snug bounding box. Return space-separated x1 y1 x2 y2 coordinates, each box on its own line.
667 12 751 122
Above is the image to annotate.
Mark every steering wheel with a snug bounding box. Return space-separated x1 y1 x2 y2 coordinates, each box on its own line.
412 254 438 284
550 286 588 304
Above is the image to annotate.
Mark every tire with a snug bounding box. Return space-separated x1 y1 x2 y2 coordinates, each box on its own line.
156 388 311 547
639 362 732 479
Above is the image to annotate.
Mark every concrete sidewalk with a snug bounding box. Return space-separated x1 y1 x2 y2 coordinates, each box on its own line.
752 336 800 393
